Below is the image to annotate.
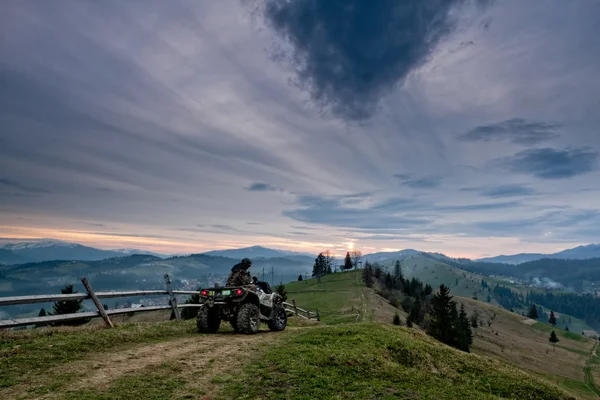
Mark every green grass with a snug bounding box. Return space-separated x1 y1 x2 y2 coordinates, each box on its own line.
285 271 365 324
223 323 575 400
0 320 197 392
532 322 590 342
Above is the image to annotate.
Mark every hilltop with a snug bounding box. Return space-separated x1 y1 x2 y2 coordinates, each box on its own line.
0 318 580 399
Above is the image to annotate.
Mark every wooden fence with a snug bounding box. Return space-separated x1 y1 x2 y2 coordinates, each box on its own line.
0 275 319 329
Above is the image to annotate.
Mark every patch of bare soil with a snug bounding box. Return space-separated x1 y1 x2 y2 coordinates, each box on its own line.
44 330 285 399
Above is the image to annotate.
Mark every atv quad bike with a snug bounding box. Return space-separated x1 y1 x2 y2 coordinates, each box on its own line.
196 284 287 334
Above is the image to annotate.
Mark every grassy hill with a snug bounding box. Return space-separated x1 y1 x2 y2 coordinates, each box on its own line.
286 271 600 399
1 270 599 399
0 319 580 400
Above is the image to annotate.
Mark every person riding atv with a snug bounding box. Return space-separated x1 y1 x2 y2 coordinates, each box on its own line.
226 258 252 287
196 258 287 334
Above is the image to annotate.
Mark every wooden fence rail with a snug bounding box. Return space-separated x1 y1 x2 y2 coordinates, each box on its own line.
0 276 320 329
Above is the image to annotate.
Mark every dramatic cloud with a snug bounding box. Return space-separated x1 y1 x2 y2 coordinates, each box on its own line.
246 182 278 191
460 119 560 145
1 0 599 258
498 148 598 179
261 0 480 120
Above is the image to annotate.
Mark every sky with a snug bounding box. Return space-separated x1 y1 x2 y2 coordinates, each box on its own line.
1 0 599 258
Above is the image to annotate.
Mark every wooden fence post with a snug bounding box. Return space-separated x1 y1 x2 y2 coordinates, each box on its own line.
81 277 114 328
316 308 320 321
164 274 181 321
292 299 299 317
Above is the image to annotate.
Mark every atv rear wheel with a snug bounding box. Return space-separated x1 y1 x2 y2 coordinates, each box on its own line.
197 306 221 333
268 305 287 332
237 303 260 334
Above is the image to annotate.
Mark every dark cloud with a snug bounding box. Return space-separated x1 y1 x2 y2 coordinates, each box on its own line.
497 147 598 179
460 118 560 145
262 0 479 120
246 182 278 191
287 231 311 236
480 184 537 197
401 176 442 189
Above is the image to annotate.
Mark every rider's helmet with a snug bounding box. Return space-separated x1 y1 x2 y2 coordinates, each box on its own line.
240 258 252 270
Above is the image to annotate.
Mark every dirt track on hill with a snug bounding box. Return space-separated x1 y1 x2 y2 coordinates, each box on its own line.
37 330 279 400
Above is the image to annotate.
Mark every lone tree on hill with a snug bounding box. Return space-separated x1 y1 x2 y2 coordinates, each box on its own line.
324 250 335 274
350 250 363 270
548 310 557 326
51 284 88 326
313 253 327 282
274 282 288 302
393 312 401 326
298 274 303 281
549 331 559 349
344 252 353 271
38 308 47 317
527 304 539 319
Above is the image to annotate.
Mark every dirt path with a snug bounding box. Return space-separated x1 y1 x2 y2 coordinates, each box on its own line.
34 330 280 400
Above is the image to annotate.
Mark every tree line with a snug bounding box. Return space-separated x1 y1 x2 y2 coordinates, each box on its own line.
364 260 474 352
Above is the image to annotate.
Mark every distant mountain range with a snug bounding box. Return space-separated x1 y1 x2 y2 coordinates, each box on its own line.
0 240 168 265
201 245 314 259
476 244 600 264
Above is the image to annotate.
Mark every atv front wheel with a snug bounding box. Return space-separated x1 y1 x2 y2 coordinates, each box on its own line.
268 305 287 332
197 306 221 333
237 303 260 334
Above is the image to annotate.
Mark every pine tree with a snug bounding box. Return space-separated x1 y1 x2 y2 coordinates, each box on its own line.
427 284 457 348
565 325 569 332
410 296 422 325
527 304 539 319
456 304 473 352
406 314 414 328
384 273 393 290
344 252 353 271
548 310 557 326
487 294 491 303
549 331 559 344
394 260 403 279
470 310 479 328
50 284 87 326
298 274 303 281
313 253 326 282
393 312 401 326
38 308 47 317
274 283 288 302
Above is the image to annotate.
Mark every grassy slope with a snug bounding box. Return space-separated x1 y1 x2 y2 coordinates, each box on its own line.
389 255 596 333
288 271 599 399
285 271 406 324
224 323 575 400
453 297 598 399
